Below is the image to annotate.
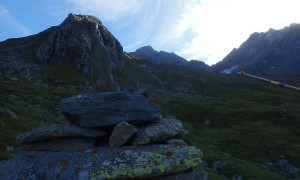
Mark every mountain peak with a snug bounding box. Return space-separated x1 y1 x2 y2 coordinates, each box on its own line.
61 13 104 28
212 23 300 74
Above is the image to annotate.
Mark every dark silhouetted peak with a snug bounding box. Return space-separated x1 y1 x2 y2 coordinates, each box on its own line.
130 46 187 65
187 60 210 71
212 23 300 75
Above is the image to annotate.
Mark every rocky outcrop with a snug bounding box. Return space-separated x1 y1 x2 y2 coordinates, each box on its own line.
0 145 202 179
132 117 188 145
60 92 161 127
36 14 123 91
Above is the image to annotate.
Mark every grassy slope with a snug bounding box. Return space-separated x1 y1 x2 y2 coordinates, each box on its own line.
0 53 299 178
0 63 85 159
114 56 300 179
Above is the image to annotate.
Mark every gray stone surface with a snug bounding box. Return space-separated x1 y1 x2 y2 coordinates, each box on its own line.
16 124 107 144
132 117 188 145
165 139 187 146
60 92 161 127
0 145 202 179
20 138 95 151
109 121 137 148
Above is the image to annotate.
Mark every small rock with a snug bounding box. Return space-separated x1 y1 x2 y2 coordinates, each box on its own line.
203 119 211 127
6 145 14 152
132 117 188 145
165 139 187 146
261 162 273 170
109 121 137 148
8 77 18 81
16 124 107 144
279 108 291 120
212 161 227 171
2 108 19 120
232 175 243 180
6 94 20 102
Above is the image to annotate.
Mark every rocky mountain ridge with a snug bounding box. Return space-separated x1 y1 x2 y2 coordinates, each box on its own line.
0 13 123 91
130 46 210 71
212 23 300 75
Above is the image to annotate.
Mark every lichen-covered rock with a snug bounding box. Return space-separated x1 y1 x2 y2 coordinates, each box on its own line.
272 159 299 177
132 117 188 145
109 121 137 148
16 124 107 144
36 13 123 91
20 138 95 152
60 92 161 127
0 145 202 179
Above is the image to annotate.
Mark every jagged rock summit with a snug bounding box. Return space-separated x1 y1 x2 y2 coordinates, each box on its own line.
0 13 123 92
37 13 123 91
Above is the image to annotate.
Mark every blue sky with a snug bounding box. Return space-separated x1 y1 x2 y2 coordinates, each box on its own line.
1 0 300 65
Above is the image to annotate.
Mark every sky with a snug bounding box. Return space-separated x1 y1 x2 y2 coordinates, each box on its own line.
1 0 300 65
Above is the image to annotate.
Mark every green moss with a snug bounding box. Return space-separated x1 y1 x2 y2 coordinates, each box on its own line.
44 61 86 85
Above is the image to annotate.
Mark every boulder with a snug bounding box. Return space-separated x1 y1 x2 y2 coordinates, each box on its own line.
20 139 95 152
132 117 188 145
211 161 227 171
109 121 137 148
16 124 107 144
0 145 202 179
60 92 161 127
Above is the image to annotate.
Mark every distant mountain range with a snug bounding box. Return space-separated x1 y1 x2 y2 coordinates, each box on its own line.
131 23 300 75
212 24 300 75
130 46 210 71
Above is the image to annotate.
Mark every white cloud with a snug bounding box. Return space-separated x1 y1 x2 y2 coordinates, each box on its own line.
62 0 300 65
160 0 300 65
0 6 31 39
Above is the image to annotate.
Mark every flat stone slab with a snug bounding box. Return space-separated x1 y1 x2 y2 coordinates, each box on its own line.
60 92 161 127
132 117 188 145
16 124 107 144
20 138 96 152
0 145 202 179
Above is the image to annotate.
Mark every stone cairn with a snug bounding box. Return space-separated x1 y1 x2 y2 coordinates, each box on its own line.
1 91 205 179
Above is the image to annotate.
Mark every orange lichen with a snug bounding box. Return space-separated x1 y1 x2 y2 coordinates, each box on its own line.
93 147 100 154
59 160 68 168
165 151 173 157
44 133 54 140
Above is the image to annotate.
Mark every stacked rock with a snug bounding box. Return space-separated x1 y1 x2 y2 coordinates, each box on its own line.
17 91 188 150
7 91 206 179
